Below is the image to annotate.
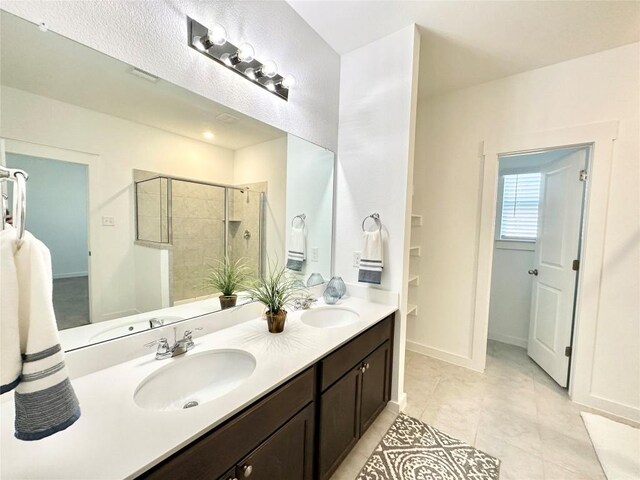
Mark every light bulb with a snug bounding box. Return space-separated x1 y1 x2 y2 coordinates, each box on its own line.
237 43 255 63
281 74 296 89
261 60 278 78
209 24 227 46
265 80 276 92
220 53 233 67
202 131 215 140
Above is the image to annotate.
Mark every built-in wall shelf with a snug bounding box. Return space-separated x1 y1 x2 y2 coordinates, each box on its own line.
409 246 421 257
407 304 418 316
411 214 422 227
408 275 419 286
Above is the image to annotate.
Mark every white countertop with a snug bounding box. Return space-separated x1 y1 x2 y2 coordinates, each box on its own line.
1 297 397 480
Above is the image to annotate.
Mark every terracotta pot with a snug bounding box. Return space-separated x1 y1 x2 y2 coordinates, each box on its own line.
219 294 237 310
265 309 287 333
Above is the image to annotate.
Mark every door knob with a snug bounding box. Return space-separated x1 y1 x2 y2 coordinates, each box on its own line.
528 269 538 276
242 465 253 477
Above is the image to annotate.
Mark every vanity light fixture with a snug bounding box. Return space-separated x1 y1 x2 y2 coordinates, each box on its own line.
188 17 294 101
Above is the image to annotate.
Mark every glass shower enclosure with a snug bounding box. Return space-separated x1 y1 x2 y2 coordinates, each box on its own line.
134 175 264 305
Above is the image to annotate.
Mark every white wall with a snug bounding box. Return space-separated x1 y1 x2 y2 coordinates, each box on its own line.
285 135 334 280
1 0 340 152
335 25 421 409
1 86 236 322
233 137 288 266
488 244 534 347
410 43 640 419
6 153 88 279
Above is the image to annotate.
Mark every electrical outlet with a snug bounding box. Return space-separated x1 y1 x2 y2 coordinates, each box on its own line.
311 247 319 262
102 216 115 226
353 251 361 267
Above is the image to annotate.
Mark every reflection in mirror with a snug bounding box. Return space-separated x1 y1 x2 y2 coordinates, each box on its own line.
0 11 334 350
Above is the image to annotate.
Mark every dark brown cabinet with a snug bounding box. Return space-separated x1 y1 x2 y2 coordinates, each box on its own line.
360 341 391 433
318 321 393 480
139 314 394 480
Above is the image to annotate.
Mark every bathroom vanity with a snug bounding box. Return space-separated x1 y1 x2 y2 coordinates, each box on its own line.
0 297 397 480
140 313 394 480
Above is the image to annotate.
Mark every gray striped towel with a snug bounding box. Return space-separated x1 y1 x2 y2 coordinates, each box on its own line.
286 226 306 272
1 228 80 441
358 230 383 285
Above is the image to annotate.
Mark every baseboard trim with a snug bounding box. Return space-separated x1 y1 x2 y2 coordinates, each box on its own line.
53 272 88 280
487 332 528 348
406 340 482 372
387 393 407 414
572 391 640 424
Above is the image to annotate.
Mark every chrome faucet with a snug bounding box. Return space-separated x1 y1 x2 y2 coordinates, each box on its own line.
145 327 203 360
293 295 317 310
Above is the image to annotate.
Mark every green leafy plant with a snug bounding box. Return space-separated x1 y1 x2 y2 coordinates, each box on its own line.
205 256 251 296
247 262 300 313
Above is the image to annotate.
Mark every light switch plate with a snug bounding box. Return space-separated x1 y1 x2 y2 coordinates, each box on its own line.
102 216 115 226
311 247 319 262
353 251 361 267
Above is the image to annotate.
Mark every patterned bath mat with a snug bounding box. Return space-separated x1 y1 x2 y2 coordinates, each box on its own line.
357 413 500 480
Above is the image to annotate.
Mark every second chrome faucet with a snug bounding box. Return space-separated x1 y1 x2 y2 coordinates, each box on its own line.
145 327 203 360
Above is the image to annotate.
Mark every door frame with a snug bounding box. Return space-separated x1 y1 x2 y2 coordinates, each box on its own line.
3 138 99 324
471 121 619 409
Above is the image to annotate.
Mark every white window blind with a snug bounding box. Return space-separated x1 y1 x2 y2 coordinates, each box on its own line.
499 172 541 240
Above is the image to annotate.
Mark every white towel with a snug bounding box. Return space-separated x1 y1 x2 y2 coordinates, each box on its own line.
1 227 80 440
358 230 383 285
286 226 306 272
1 228 21 393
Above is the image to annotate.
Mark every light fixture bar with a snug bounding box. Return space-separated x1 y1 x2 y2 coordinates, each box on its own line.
188 17 290 101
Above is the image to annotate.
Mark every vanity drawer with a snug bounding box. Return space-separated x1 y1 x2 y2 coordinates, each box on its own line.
319 314 393 391
140 367 314 480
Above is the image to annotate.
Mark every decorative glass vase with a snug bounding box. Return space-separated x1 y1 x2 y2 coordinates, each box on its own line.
323 285 340 305
306 272 325 287
327 276 346 298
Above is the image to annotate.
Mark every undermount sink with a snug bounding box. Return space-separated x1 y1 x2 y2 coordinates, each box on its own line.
90 316 184 342
301 306 360 328
134 349 256 411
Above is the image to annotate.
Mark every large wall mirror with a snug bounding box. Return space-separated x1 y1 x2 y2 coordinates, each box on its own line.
0 11 335 350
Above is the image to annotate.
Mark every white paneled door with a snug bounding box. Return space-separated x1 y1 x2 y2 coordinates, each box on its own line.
527 149 587 387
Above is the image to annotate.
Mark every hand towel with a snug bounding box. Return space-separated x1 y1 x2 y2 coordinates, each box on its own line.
1 228 21 394
286 226 306 272
3 228 81 441
358 230 383 285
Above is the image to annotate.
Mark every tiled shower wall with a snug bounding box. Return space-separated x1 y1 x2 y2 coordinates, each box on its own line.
136 177 169 243
228 182 265 279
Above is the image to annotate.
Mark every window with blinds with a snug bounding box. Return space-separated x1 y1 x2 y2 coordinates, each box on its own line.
499 172 541 241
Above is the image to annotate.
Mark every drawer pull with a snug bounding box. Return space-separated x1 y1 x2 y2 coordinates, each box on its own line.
242 464 253 477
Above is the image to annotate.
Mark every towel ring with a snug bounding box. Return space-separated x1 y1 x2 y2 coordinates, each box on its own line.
0 166 28 247
362 213 382 232
292 213 306 228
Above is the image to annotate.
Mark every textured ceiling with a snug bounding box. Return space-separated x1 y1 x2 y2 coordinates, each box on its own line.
288 0 640 98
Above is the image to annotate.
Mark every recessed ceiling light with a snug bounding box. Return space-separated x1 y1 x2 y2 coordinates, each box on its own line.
202 131 215 140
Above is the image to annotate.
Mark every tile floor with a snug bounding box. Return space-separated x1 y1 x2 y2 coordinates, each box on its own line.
330 340 606 480
53 276 90 330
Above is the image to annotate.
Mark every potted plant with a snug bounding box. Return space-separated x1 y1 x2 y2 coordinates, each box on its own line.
205 256 251 309
247 263 299 333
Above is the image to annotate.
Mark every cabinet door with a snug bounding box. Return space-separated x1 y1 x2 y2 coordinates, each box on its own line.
318 367 361 480
235 404 314 480
360 341 390 434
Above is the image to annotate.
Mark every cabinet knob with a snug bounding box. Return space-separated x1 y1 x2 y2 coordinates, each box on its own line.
360 365 366 373
365 362 370 370
242 464 253 477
